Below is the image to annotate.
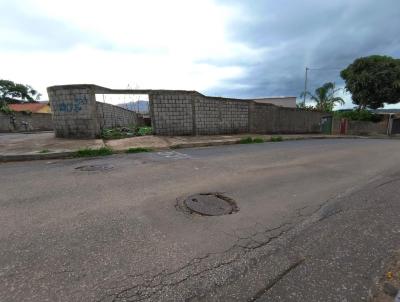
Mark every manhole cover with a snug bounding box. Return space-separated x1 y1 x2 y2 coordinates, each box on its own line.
75 164 114 172
183 193 238 216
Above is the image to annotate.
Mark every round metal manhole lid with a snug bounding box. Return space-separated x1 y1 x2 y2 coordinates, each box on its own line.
75 164 114 172
183 193 238 216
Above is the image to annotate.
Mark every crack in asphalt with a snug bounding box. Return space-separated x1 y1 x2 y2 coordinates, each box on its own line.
96 184 372 302
247 257 306 302
97 221 292 302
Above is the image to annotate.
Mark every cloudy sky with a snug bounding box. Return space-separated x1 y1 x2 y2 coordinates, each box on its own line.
1 0 399 107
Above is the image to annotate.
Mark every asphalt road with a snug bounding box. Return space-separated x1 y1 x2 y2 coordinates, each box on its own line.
1 138 400 301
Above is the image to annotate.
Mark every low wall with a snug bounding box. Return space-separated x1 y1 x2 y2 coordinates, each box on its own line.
150 91 327 135
332 117 389 136
96 102 141 129
0 112 53 132
249 103 325 134
47 84 328 138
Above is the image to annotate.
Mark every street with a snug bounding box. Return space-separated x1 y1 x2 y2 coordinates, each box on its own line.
1 138 400 301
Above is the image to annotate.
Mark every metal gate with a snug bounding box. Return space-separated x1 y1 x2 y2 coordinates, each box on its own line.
320 116 332 134
392 118 400 134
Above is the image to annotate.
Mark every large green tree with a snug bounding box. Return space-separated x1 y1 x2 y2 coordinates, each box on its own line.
300 82 345 112
0 79 41 106
340 55 400 109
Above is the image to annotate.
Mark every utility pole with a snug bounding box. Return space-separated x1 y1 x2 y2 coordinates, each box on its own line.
303 67 309 106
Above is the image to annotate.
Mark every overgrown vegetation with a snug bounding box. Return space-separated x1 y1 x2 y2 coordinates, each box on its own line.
333 110 382 122
238 137 265 144
101 126 153 140
270 136 283 142
137 126 152 136
74 147 113 157
0 104 14 114
126 147 153 153
38 149 50 153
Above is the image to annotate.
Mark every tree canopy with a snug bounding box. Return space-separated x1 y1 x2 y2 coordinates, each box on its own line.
340 55 400 109
300 82 345 112
0 79 41 106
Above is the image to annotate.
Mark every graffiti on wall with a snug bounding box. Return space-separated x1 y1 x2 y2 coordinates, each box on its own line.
57 95 88 113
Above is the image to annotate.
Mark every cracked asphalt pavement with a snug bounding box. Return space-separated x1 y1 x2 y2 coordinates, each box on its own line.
1 139 400 301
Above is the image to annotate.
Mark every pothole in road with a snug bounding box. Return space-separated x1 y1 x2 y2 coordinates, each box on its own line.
182 193 239 216
75 164 114 172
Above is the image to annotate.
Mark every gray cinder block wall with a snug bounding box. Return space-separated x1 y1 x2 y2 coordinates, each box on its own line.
48 85 142 138
150 91 328 135
96 102 141 130
249 103 326 134
0 112 53 133
48 84 329 138
331 116 390 136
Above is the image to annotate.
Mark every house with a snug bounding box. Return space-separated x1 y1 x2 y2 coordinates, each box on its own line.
8 102 51 113
253 96 297 108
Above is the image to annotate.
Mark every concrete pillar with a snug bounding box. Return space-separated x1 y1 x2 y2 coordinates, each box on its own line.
47 85 100 138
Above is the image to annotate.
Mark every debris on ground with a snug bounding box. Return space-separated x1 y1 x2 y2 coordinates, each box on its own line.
369 251 400 301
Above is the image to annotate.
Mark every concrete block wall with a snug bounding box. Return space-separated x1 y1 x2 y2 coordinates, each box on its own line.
194 96 249 135
96 102 141 129
150 93 326 136
331 116 389 136
48 84 328 137
0 112 53 132
150 92 194 135
249 103 326 134
150 92 251 135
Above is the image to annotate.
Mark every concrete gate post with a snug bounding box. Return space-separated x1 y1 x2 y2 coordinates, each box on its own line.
47 85 100 138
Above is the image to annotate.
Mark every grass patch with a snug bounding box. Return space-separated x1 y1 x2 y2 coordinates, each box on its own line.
270 136 283 142
126 147 153 153
38 149 50 153
238 137 265 144
74 147 113 157
252 137 264 143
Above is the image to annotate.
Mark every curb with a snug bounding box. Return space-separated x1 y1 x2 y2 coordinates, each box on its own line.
0 135 369 163
0 151 76 162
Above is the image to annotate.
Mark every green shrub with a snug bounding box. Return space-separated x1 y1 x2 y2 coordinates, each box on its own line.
270 136 283 142
0 105 13 114
38 149 50 153
136 127 153 136
333 110 382 122
74 147 113 157
252 137 264 143
238 137 254 144
126 147 153 153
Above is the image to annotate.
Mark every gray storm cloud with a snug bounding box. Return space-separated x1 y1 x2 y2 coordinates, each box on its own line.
207 0 400 101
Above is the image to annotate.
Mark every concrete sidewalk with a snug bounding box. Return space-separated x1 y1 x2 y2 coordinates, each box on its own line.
0 131 364 162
